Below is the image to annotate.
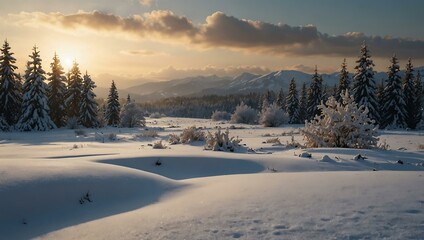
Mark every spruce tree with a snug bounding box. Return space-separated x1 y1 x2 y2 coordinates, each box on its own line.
18 46 56 131
414 71 423 127
381 55 406 129
47 53 67 127
105 80 120 126
276 88 285 110
337 58 350 101
402 58 417 129
306 66 323 119
376 79 385 123
285 78 300 124
65 61 83 120
79 72 99 128
298 82 308 122
0 40 22 128
352 42 379 123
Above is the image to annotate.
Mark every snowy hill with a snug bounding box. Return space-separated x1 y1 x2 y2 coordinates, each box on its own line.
0 118 423 239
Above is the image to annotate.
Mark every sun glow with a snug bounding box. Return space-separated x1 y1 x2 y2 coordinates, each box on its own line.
63 57 73 70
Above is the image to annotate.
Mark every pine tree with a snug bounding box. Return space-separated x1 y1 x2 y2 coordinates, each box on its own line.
336 58 350 101
376 79 385 122
285 78 300 124
105 80 120 126
47 53 67 127
322 84 329 103
79 72 99 128
402 58 417 129
381 55 406 129
306 66 323 119
65 61 83 120
352 42 379 123
413 71 423 127
17 46 56 131
275 88 285 110
0 40 22 128
298 82 308 122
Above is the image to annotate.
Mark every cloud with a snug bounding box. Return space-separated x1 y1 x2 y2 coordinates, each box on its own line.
10 10 424 59
12 10 197 40
120 49 167 56
285 64 337 74
138 0 152 6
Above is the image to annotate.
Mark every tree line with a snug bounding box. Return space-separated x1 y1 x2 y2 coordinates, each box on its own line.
0 40 142 131
143 42 424 130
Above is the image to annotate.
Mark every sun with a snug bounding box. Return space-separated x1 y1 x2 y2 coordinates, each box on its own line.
63 57 73 70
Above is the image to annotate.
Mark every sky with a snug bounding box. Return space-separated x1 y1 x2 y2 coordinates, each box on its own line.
1 0 424 87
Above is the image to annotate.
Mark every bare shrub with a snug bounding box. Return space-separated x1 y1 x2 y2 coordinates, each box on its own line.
152 140 167 149
137 130 159 138
265 138 281 145
180 126 205 143
168 133 181 145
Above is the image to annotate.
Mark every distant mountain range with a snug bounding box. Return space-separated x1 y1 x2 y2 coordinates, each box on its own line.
94 67 424 102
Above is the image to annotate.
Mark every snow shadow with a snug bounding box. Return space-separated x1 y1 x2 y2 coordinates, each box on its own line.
100 156 266 180
0 169 183 239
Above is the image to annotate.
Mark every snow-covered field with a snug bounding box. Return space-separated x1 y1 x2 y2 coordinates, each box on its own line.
1 117 424 239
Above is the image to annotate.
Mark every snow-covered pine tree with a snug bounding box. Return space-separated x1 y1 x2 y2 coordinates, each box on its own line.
79 71 99 128
65 61 83 120
381 55 406 129
105 80 120 126
352 42 379 123
336 58 350 102
376 79 385 122
302 91 378 149
275 88 285 110
285 78 300 124
306 66 323 120
322 84 329 103
402 58 417 129
17 46 56 131
47 53 67 127
260 90 273 111
413 71 423 127
298 82 307 122
0 40 22 128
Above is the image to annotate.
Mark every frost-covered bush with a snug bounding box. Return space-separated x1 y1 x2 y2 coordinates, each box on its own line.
67 117 80 129
120 102 145 128
180 126 205 143
259 103 289 127
205 128 242 152
301 91 379 149
74 129 87 137
168 133 180 145
211 110 231 121
149 112 165 118
230 102 258 124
